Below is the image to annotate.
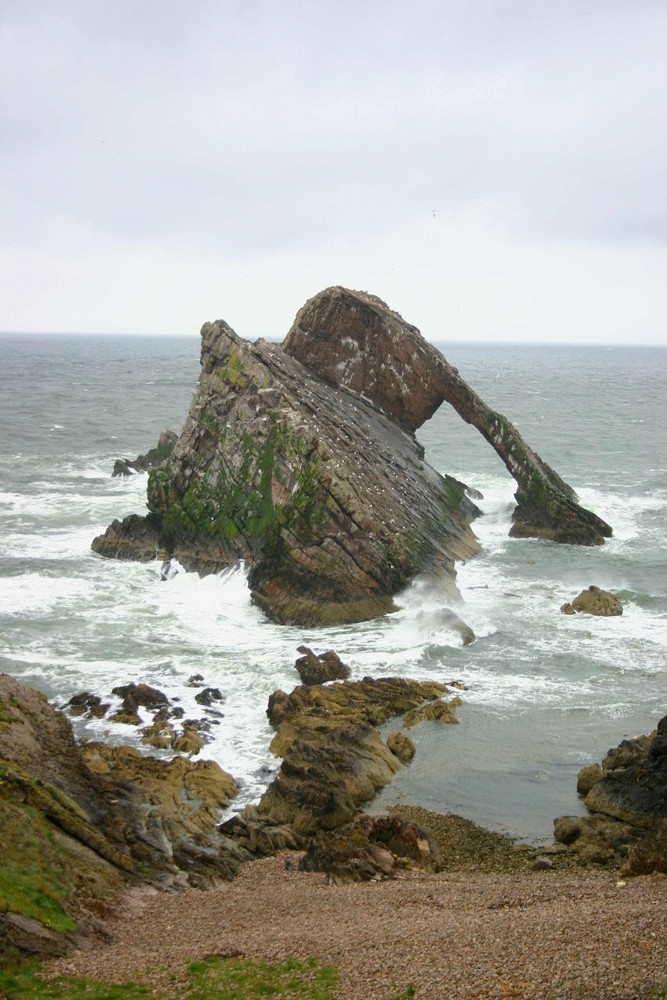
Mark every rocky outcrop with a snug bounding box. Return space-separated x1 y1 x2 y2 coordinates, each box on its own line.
228 678 453 846
284 287 612 546
560 585 623 617
403 695 461 728
0 674 244 959
386 730 416 763
93 288 610 627
264 678 456 832
553 718 666 872
298 813 440 882
80 743 239 882
112 429 177 477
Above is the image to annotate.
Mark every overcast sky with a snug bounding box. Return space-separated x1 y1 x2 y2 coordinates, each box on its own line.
1 1 665 343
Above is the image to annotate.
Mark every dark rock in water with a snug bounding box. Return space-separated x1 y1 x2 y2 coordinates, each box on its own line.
195 686 224 706
560 585 623 617
92 287 610 626
298 813 439 882
294 645 351 685
110 682 170 726
112 429 177 477
553 718 667 874
160 557 180 581
415 607 476 645
66 691 109 719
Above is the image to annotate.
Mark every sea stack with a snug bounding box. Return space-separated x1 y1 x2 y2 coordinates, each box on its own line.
92 287 612 626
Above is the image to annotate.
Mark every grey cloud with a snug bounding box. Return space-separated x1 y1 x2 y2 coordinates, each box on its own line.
1 0 666 325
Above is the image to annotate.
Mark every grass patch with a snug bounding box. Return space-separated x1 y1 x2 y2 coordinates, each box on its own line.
0 956 339 999
0 961 153 998
186 954 337 998
0 792 78 935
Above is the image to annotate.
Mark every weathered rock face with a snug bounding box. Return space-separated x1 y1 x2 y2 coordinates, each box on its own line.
298 813 440 883
80 743 239 879
285 287 612 546
93 307 480 626
0 674 244 959
553 718 667 873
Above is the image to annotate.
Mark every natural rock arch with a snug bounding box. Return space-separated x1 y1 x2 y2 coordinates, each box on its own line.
284 286 612 545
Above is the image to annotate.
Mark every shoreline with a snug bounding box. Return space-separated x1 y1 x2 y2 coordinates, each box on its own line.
47 852 667 999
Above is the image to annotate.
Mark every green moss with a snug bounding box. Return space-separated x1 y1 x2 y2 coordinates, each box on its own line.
215 348 249 388
439 475 464 507
150 419 324 551
147 466 178 514
185 954 337 998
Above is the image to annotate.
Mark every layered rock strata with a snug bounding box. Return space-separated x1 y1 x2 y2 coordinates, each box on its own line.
93 287 610 626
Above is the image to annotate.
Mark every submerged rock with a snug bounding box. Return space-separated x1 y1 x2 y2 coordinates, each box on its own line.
93 288 610 627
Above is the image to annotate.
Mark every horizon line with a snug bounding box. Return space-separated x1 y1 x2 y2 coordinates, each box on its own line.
0 329 665 348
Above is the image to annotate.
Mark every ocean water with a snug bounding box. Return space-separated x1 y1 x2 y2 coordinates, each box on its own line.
1 332 665 843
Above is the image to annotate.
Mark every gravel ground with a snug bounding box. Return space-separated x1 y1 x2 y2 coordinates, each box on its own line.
49 855 667 999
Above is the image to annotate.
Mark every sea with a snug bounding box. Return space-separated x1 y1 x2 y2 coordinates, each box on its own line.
1 332 665 844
